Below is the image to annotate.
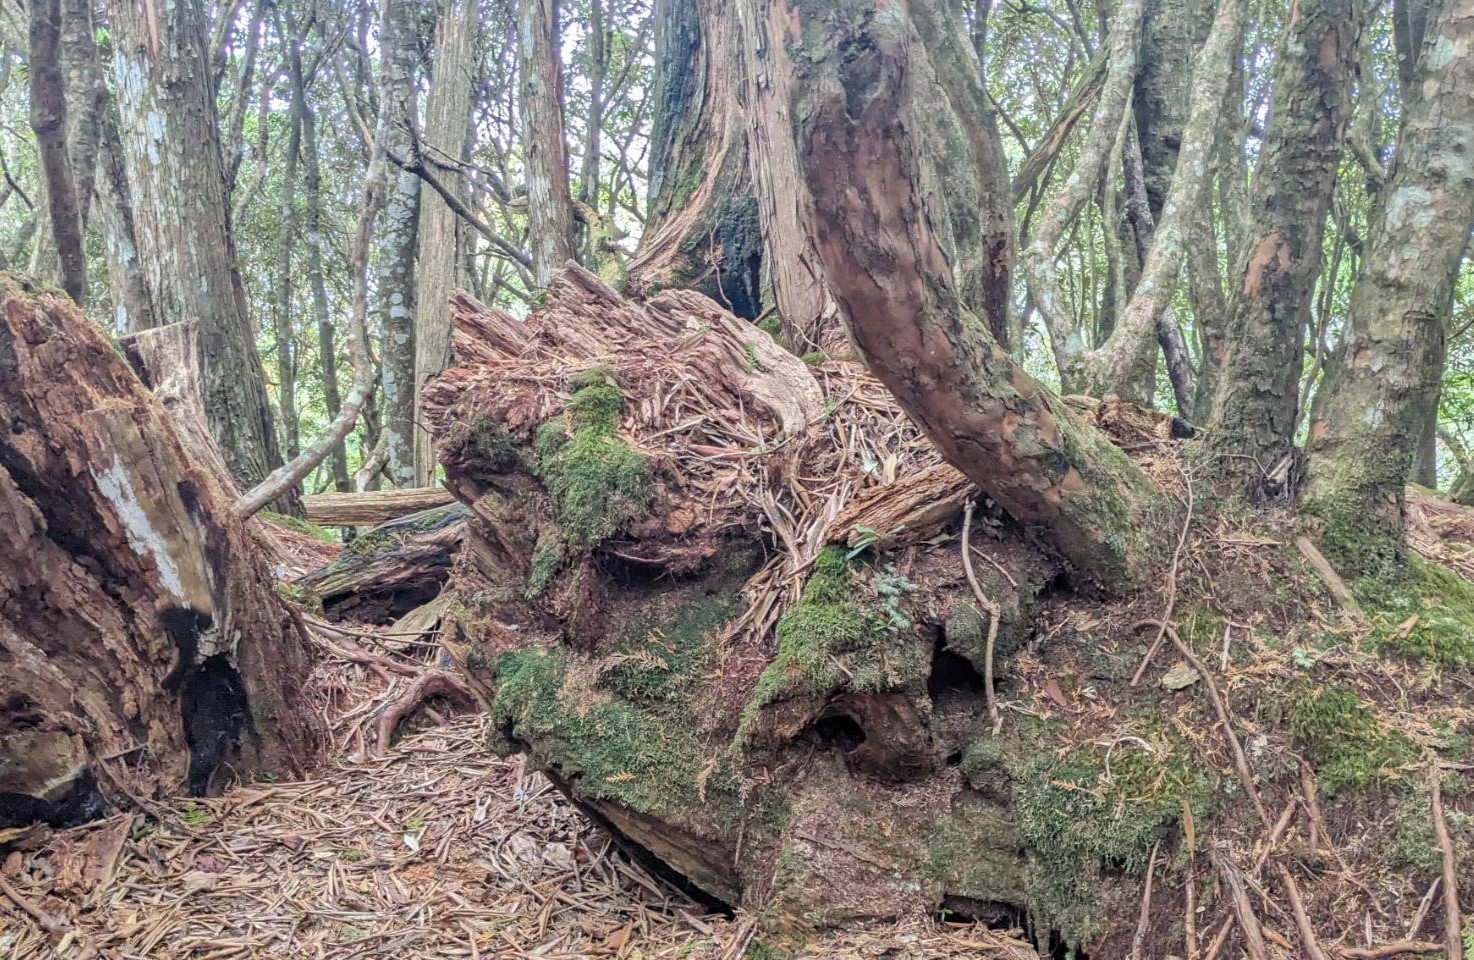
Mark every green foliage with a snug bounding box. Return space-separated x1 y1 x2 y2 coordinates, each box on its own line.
800 351 827 366
756 314 783 340
744 340 765 373
1291 684 1418 796
598 591 741 703
537 378 651 547
178 803 212 828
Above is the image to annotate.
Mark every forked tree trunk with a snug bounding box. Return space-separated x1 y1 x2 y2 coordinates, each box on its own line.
0 280 323 828
1207 0 1356 501
782 0 1169 587
1304 0 1474 568
626 0 763 319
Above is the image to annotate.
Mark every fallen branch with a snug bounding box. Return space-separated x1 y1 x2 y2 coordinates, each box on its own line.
1429 764 1464 960
302 487 455 526
375 671 478 756
961 500 1002 731
1209 844 1269 960
1130 838 1161 960
1131 461 1195 686
1336 941 1446 959
1275 861 1331 960
1295 535 1365 619
0 874 67 936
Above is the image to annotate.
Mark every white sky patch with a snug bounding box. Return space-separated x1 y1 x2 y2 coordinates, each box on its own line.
90 456 184 600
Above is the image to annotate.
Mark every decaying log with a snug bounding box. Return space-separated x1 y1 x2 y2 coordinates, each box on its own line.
300 486 455 526
296 504 468 623
0 277 324 825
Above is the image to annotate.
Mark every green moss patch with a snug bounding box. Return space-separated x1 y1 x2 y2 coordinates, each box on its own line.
1358 554 1474 667
526 530 565 598
1291 684 1417 796
261 511 338 543
537 376 652 547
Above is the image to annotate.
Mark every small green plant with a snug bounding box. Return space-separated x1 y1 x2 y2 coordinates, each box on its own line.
403 815 425 833
800 351 827 366
339 847 369 863
743 340 766 373
178 803 212 828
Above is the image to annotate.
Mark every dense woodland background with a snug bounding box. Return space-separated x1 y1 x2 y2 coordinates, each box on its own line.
2 0 1469 510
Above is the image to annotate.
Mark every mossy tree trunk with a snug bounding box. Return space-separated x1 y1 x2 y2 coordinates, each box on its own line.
1304 0 1474 570
1206 0 1357 501
781 0 1171 588
625 0 763 319
0 278 324 826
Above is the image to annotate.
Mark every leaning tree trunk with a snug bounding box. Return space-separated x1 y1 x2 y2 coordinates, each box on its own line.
1304 0 1474 571
0 279 323 827
107 0 283 496
1206 0 1356 502
780 0 1170 587
737 0 1015 352
625 0 763 319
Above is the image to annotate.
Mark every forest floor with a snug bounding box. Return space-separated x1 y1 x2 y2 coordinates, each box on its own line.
0 653 1035 960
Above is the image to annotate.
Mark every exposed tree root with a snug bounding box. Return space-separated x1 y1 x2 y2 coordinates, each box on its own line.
374 671 478 757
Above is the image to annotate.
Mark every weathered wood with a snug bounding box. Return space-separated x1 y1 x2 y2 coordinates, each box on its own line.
296 505 468 624
0 277 324 825
301 487 456 527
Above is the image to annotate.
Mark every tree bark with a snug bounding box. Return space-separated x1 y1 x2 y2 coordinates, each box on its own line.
377 0 422 490
626 0 763 319
274 56 304 461
96 87 158 332
0 279 323 826
108 0 284 495
738 0 1016 352
781 0 1170 587
415 0 479 486
28 0 88 302
301 94 349 492
519 0 576 285
1304 0 1474 567
1207 0 1357 501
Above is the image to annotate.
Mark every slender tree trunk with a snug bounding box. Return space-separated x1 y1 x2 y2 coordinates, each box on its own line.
301 93 349 492
28 0 101 296
108 0 284 494
96 88 158 332
519 0 575 285
414 0 478 486
775 0 1169 588
1304 0 1474 569
627 0 763 319
274 84 303 461
577 0 607 265
377 0 422 490
1132 0 1213 220
1206 0 1357 502
28 0 87 302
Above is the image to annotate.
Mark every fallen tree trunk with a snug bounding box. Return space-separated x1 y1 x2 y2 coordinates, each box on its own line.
296 504 467 623
300 487 455 527
0 277 324 825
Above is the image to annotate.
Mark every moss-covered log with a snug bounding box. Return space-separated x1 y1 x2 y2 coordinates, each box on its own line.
0 276 324 826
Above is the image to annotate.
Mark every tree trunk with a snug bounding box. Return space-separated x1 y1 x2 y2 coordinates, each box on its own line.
108 0 284 495
27 0 98 301
377 0 422 490
414 0 479 486
1304 0 1474 570
781 0 1170 587
577 0 607 266
96 87 158 332
519 0 575 285
0 279 323 827
626 0 763 319
1132 0 1213 220
738 0 1016 353
301 96 349 493
274 71 304 461
1206 0 1357 502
